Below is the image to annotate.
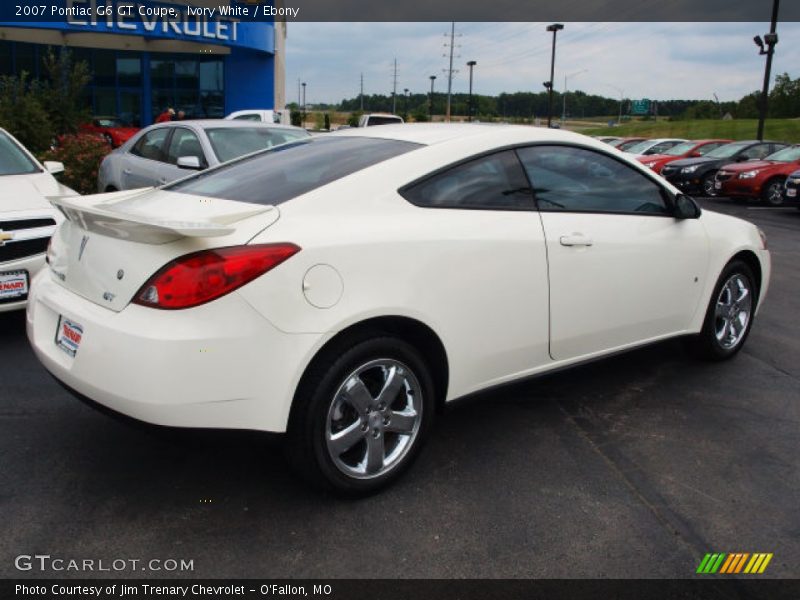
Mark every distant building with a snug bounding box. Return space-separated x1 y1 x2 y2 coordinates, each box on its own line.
0 1 286 126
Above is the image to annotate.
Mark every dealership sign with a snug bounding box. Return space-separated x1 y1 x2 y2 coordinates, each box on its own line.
1 1 274 54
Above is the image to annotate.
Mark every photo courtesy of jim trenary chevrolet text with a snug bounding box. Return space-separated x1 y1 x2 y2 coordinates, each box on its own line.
1 0 799 598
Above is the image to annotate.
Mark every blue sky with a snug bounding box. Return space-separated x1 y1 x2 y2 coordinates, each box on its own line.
285 22 800 105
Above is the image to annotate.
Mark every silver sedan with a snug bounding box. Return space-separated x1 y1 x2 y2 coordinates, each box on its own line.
97 120 310 192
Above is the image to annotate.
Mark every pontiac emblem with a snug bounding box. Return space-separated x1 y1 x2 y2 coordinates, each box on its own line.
78 235 89 261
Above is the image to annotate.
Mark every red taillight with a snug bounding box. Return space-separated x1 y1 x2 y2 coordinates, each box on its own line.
133 243 300 310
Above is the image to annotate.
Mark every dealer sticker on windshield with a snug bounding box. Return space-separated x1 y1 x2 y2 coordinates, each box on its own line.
56 316 84 357
0 270 28 300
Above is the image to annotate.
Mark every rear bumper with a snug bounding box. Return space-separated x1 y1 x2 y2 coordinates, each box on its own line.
27 271 324 432
0 254 46 313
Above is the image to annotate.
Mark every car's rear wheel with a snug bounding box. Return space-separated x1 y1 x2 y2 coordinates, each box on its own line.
688 260 756 360
762 178 786 205
286 336 434 494
701 171 717 196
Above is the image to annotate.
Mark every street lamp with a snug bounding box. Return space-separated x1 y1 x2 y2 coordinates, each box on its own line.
466 60 477 122
562 69 587 123
755 0 780 141
545 23 564 128
429 75 437 121
301 82 306 128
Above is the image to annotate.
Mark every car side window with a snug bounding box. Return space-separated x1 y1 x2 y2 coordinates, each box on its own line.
516 145 670 215
130 128 170 163
400 150 534 210
698 142 723 155
741 144 772 160
165 128 206 166
233 114 261 121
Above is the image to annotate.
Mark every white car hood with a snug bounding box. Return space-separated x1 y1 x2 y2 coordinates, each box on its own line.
1 173 77 212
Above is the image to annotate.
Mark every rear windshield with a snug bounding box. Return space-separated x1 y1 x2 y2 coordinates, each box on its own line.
765 145 800 162
205 126 310 163
0 131 39 176
166 136 421 205
366 116 403 126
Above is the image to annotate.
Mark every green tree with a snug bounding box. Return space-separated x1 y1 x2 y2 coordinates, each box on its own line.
290 109 302 127
347 111 362 127
39 48 91 135
0 73 53 153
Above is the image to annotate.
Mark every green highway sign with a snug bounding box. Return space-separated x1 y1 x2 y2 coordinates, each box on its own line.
631 99 651 115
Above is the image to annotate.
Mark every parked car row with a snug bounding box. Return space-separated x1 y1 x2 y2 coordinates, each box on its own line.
597 136 797 204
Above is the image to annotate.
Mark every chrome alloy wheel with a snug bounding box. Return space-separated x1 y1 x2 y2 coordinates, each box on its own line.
714 274 753 350
766 181 785 205
325 359 423 480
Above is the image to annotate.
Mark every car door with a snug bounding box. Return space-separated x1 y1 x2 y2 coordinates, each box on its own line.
121 128 171 189
159 127 209 185
399 150 552 385
516 145 709 361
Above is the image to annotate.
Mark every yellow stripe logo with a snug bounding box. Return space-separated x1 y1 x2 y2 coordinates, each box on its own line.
698 552 773 574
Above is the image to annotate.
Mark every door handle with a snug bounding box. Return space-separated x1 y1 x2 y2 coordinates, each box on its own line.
559 234 593 247
123 169 132 175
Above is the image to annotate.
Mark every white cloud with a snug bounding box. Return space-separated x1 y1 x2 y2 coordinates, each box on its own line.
285 22 800 105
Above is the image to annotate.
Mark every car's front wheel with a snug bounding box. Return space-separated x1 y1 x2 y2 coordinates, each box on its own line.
689 260 757 360
762 177 786 205
286 336 434 493
701 171 717 196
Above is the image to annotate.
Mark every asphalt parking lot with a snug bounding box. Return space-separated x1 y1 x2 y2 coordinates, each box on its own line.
1 198 798 579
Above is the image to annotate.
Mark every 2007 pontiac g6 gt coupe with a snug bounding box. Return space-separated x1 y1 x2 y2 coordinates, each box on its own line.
28 125 770 492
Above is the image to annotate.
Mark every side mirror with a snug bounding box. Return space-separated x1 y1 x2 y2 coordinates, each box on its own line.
43 161 65 175
177 156 204 170
735 155 748 162
674 194 701 219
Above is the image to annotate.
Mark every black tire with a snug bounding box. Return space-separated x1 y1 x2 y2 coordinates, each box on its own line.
687 260 757 361
285 335 435 494
701 171 717 197
105 186 118 193
761 177 786 206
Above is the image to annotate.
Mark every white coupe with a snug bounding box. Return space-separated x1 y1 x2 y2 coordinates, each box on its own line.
0 128 72 312
28 124 770 492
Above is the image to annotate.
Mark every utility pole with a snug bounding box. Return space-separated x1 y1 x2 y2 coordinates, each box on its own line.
545 23 564 128
755 0 780 141
301 82 306 128
562 69 587 123
392 58 398 115
466 60 477 122
429 75 436 121
442 22 460 122
297 78 301 107
360 73 364 111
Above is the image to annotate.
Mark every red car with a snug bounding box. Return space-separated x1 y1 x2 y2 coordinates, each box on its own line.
80 117 139 148
714 144 800 205
637 139 732 174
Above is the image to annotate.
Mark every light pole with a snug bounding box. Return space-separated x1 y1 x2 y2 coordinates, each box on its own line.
754 0 780 141
604 84 625 125
301 82 306 128
467 60 477 122
545 23 564 128
429 75 436 121
562 69 587 123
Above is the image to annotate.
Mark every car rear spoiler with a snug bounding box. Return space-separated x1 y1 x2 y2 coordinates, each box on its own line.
48 191 274 244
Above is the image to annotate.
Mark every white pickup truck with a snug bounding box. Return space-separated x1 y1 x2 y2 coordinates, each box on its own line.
358 114 405 127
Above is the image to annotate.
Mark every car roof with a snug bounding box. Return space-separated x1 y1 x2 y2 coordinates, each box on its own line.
145 120 305 132
329 123 595 147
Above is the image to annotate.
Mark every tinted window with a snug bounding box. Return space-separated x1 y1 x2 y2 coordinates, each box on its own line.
401 151 533 210
706 142 749 159
130 128 170 162
205 127 310 163
645 141 681 155
0 131 39 176
741 144 773 160
165 128 205 166
516 145 669 215
232 114 262 121
366 116 403 126
167 137 419 205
